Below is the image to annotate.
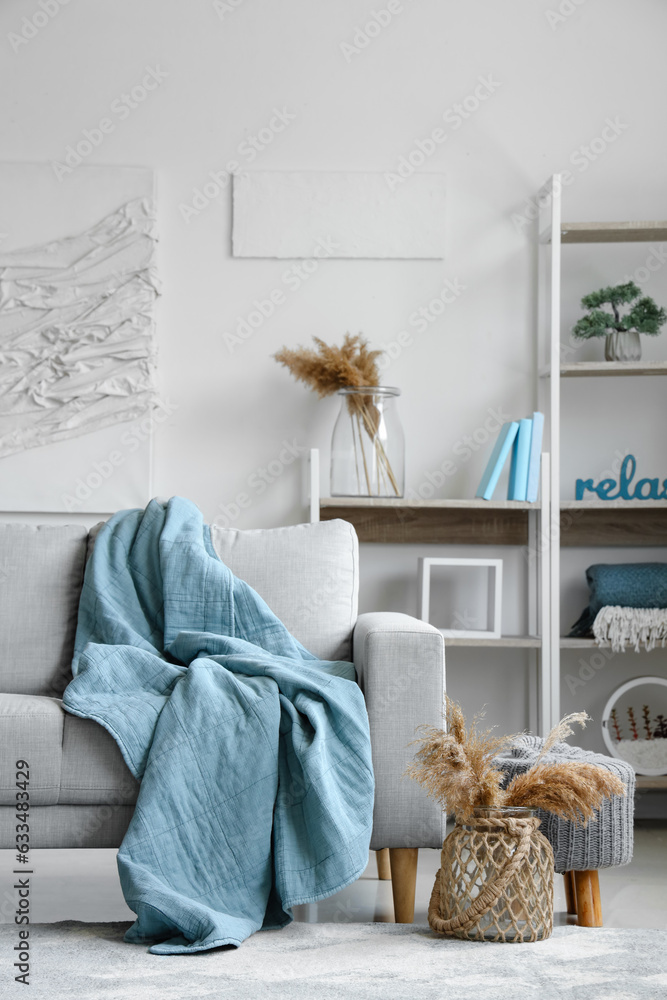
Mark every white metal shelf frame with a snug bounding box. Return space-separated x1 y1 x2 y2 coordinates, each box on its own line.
309 177 666 734
537 175 562 728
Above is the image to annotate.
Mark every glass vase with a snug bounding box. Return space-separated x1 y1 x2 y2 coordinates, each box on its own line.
330 386 404 498
428 806 554 943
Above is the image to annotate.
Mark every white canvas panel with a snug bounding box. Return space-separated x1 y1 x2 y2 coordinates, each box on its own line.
232 171 446 259
0 163 157 512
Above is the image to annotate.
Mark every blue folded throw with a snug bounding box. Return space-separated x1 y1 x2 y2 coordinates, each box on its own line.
569 562 667 637
62 497 374 954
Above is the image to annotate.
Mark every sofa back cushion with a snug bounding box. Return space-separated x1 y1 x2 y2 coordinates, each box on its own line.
210 519 358 661
0 525 87 696
0 517 358 699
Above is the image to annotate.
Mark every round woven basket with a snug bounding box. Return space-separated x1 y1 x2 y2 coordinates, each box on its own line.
428 807 554 943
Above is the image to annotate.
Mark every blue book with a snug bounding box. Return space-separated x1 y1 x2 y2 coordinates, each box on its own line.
525 411 545 503
507 418 533 501
475 421 520 501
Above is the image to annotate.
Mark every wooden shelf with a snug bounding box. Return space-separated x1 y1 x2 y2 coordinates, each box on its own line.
560 500 667 510
636 775 667 790
560 637 604 649
323 497 667 510
561 637 667 652
320 498 667 546
319 498 536 545
443 636 654 650
560 502 667 547
540 221 667 244
322 498 536 510
443 635 541 648
558 637 664 650
540 361 667 378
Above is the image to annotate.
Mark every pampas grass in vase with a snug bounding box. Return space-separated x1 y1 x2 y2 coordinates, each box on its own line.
407 696 626 824
274 334 403 497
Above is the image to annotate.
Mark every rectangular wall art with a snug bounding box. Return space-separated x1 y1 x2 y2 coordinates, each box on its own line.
0 163 159 512
232 171 447 259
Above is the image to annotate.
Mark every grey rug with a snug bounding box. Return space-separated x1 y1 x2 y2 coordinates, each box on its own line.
1 921 666 1000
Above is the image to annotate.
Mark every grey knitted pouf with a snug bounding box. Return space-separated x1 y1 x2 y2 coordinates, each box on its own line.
493 736 635 873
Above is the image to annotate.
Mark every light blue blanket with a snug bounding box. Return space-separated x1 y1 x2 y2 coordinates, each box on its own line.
62 498 374 954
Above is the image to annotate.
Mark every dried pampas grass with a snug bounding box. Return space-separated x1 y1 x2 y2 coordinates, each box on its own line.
407 696 626 826
503 763 625 822
274 334 381 397
406 698 518 822
533 711 590 765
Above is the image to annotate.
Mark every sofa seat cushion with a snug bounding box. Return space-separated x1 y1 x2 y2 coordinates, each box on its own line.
210 519 359 661
0 524 87 696
0 695 139 808
0 694 64 805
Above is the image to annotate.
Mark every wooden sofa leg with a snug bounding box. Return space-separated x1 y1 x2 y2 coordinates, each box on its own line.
573 870 603 927
389 848 419 923
563 871 577 916
376 848 392 880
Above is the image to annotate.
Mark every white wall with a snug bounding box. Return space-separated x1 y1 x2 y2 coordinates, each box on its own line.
2 0 666 740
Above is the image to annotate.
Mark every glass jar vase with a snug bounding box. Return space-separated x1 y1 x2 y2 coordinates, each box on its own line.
428 806 554 943
330 386 404 498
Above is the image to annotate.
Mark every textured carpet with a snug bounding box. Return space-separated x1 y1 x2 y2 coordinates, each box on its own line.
2 921 666 1000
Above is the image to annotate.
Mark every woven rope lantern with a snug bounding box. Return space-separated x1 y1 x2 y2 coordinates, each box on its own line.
409 699 626 943
428 808 554 943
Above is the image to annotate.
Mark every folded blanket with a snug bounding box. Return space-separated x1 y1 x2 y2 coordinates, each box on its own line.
593 606 667 652
569 562 667 637
62 497 374 954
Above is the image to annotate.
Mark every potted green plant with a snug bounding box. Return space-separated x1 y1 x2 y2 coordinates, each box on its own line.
572 281 666 362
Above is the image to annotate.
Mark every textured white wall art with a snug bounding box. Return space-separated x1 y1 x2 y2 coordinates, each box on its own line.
418 557 503 639
232 171 446 259
0 163 158 512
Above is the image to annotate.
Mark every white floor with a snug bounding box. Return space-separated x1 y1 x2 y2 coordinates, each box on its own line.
1 821 665 929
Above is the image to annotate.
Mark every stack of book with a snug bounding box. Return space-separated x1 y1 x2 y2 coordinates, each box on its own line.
475 412 544 502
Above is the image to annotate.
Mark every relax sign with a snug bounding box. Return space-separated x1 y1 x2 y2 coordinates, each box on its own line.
576 454 667 501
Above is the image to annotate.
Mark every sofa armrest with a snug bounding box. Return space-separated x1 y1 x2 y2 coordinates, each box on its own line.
353 612 446 850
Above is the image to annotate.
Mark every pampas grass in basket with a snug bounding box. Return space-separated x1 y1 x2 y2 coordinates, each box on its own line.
408 697 627 942
406 696 626 824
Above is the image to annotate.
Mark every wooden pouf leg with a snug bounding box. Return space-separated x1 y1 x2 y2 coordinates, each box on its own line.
563 871 577 916
389 848 419 923
573 870 603 927
376 848 392 880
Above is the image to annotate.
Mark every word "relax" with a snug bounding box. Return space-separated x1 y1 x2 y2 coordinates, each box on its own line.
576 454 667 501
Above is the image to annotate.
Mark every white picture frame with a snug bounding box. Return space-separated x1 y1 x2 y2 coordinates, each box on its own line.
418 556 503 639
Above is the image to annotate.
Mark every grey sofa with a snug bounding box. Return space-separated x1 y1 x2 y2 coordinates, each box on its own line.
0 516 445 921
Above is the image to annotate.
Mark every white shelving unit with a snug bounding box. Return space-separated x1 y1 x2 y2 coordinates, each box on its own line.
538 173 667 727
306 182 667 737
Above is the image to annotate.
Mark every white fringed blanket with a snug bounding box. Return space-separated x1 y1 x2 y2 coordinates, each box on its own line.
593 605 667 652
